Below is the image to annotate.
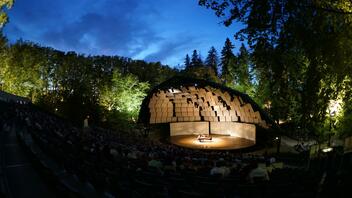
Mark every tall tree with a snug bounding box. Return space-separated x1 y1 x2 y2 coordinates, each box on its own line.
184 54 191 69
191 50 203 67
0 0 14 28
205 46 219 76
200 0 352 137
220 38 235 83
236 44 251 86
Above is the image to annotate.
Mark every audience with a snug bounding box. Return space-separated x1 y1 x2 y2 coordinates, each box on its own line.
248 161 270 183
1 100 349 197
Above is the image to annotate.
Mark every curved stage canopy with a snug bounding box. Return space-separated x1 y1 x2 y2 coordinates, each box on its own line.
139 76 275 150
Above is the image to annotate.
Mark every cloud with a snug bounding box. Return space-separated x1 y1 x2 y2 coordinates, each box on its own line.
143 34 201 64
3 0 239 67
40 0 161 57
5 0 161 57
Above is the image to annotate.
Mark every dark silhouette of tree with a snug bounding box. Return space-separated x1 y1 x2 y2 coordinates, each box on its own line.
236 44 251 86
205 46 219 76
190 50 203 67
183 49 218 82
200 0 352 137
220 38 235 83
197 52 203 67
184 54 191 69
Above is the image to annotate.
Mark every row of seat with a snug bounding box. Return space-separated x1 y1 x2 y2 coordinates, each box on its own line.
16 126 110 198
0 141 7 197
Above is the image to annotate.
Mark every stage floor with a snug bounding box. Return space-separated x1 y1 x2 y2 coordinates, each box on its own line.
170 135 255 150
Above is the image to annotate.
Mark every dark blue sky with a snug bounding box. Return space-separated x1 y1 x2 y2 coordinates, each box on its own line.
3 0 243 67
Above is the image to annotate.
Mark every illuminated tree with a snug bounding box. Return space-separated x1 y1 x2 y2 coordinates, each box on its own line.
0 0 14 29
99 70 150 121
0 42 46 101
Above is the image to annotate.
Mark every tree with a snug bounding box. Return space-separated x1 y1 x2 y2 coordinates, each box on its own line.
200 0 352 137
184 54 191 69
205 46 219 76
183 49 218 81
0 0 14 29
220 38 235 83
99 70 150 121
190 50 203 67
236 44 251 86
0 41 47 100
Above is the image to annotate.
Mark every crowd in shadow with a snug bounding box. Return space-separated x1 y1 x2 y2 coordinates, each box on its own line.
0 101 351 198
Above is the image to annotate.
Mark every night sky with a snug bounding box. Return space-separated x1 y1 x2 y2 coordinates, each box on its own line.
3 0 242 67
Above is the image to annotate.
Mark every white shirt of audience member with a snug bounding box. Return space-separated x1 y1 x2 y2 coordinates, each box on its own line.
210 166 230 177
249 166 270 183
83 116 89 128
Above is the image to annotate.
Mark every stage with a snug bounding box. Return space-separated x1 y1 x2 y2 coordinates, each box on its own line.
169 134 255 150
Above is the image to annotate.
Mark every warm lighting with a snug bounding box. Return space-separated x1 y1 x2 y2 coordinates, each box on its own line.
322 147 333 153
275 136 279 140
264 100 272 109
327 99 342 117
170 135 255 150
278 119 286 124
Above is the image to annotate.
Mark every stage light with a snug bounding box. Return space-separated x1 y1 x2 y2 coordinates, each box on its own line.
322 147 333 153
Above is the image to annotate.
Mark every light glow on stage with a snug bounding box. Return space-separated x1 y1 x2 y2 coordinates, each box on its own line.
170 134 255 150
192 136 224 145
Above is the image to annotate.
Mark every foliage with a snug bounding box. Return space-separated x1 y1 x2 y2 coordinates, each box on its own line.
190 50 203 68
0 0 13 28
99 70 149 121
0 41 46 100
220 38 235 83
0 40 175 125
184 54 191 69
199 0 352 138
205 46 219 76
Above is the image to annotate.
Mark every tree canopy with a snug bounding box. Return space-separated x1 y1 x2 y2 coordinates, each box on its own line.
205 46 219 76
0 40 176 126
99 70 149 121
199 0 352 138
0 0 13 28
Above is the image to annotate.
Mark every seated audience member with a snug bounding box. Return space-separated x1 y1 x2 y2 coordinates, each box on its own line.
163 157 177 172
148 157 163 170
269 156 276 164
248 162 270 183
265 161 275 175
210 160 230 177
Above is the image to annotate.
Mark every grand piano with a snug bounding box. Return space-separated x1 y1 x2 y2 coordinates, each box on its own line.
197 134 212 142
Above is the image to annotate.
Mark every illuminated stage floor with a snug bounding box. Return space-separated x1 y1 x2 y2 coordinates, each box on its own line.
170 135 255 150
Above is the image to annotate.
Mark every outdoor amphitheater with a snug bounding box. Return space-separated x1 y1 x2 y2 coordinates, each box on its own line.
0 77 351 198
139 77 272 150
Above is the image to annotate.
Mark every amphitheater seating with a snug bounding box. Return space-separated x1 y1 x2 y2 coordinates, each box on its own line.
1 100 349 197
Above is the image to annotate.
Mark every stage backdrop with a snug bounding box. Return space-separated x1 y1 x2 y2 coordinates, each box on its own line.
170 122 209 136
